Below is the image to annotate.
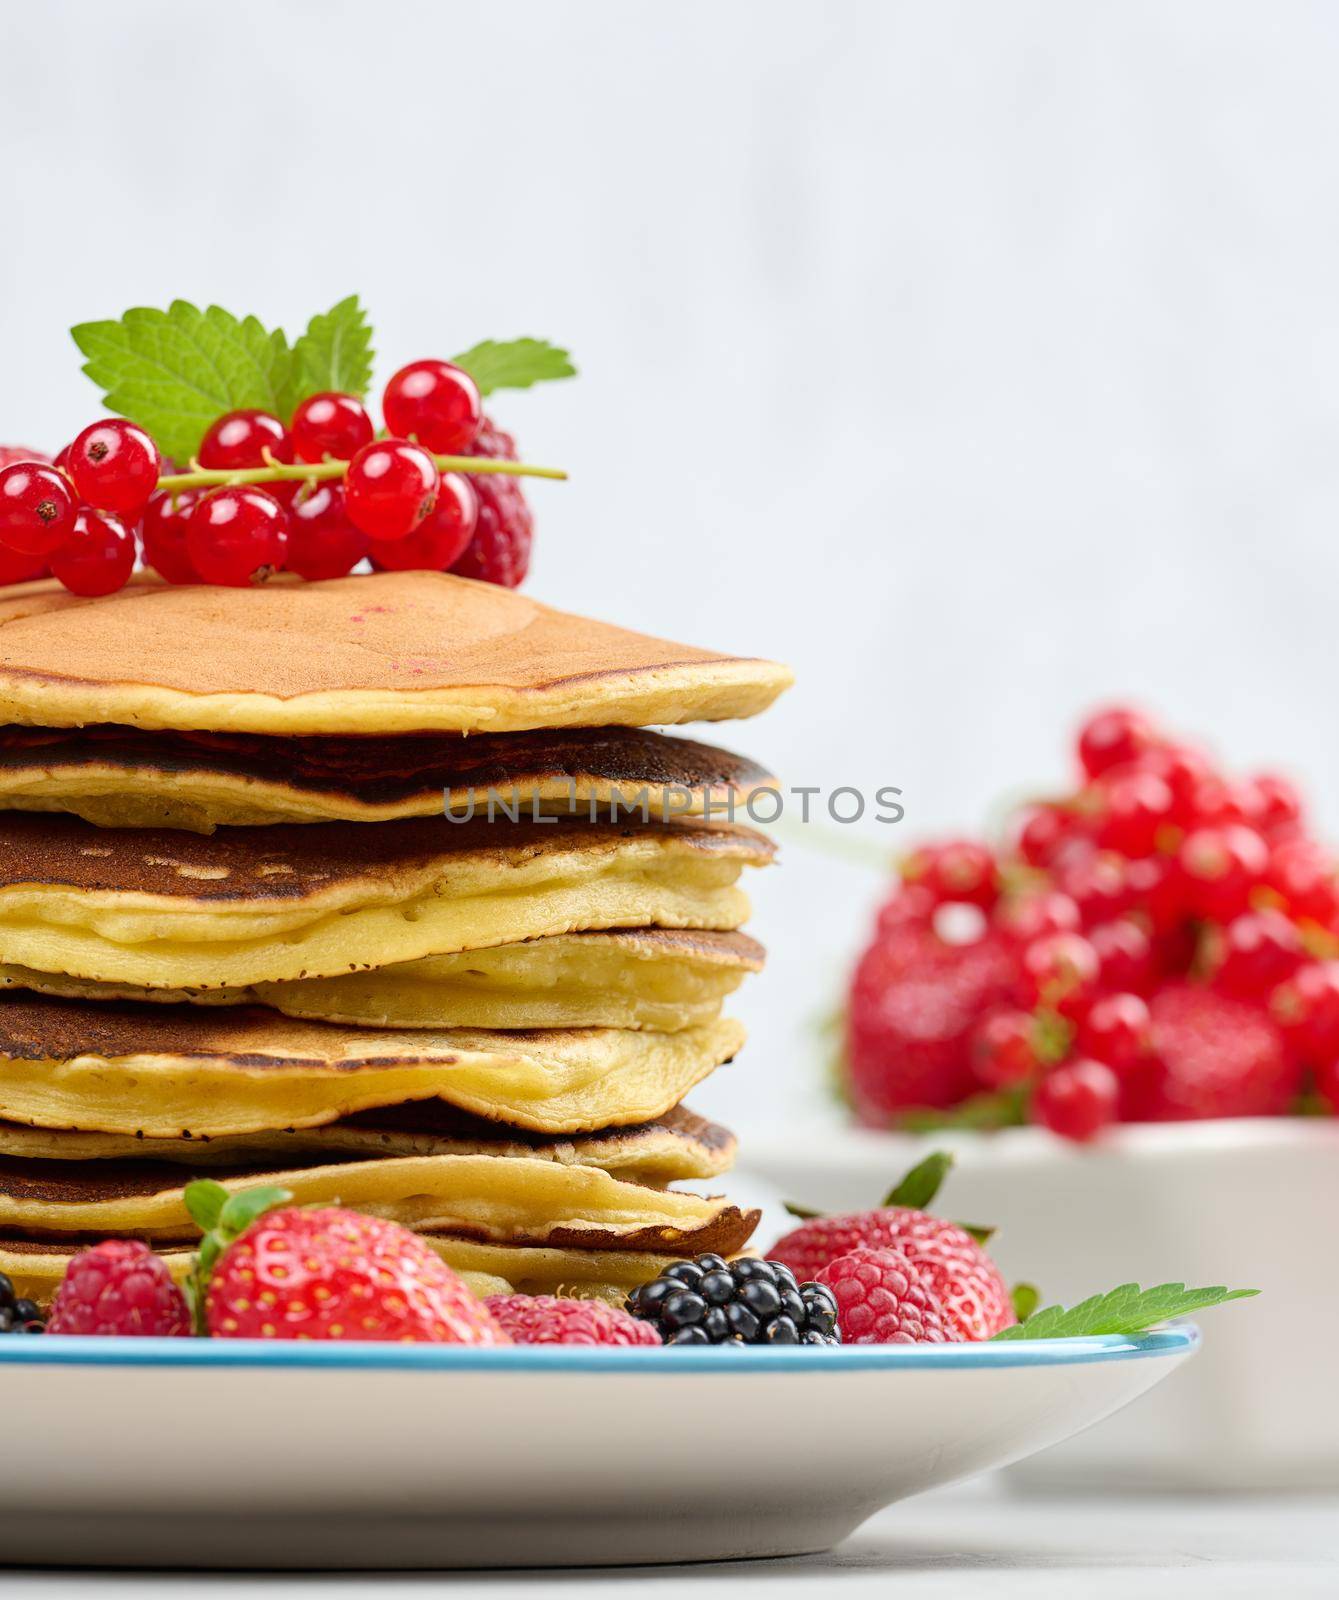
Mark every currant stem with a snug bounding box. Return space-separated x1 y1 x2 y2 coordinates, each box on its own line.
156 454 567 494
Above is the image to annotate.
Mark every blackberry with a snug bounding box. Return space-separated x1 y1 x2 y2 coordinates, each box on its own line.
626 1254 840 1346
0 1272 44 1334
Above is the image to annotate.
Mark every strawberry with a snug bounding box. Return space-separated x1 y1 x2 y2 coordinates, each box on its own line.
845 913 1018 1120
771 1153 1015 1341
1120 981 1303 1121
186 1181 508 1344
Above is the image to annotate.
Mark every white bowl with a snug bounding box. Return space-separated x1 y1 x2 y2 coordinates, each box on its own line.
0 1333 1193 1567
746 1117 1339 1490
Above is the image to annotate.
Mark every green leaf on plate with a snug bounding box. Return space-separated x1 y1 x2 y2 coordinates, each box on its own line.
993 1282 1258 1340
451 337 576 397
71 301 296 463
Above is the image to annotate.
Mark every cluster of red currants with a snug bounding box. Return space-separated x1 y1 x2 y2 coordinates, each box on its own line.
846 705 1339 1142
0 360 492 595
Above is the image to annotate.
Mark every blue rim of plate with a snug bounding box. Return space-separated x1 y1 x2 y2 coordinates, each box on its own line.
0 1325 1198 1373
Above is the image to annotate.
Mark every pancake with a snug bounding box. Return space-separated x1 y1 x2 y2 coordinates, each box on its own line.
0 724 774 832
0 1150 759 1252
0 571 793 734
0 928 764 1032
0 994 745 1137
0 1234 719 1308
0 1103 737 1183
0 813 771 989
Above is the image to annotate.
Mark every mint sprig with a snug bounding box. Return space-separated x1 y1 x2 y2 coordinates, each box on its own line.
72 302 297 464
71 300 574 464
451 337 576 396
993 1282 1258 1341
293 294 374 400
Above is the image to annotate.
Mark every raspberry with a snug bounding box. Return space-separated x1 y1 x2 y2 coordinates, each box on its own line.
46 1240 190 1337
771 1185 1013 1341
817 1248 960 1344
205 1204 508 1344
452 415 533 588
486 1293 662 1346
844 912 1018 1120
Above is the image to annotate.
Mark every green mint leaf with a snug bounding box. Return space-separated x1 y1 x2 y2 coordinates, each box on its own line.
291 294 374 405
782 1200 825 1221
882 1151 952 1211
1011 1282 1041 1323
71 301 296 463
993 1282 1259 1340
894 1089 1027 1133
183 1179 229 1234
451 337 576 397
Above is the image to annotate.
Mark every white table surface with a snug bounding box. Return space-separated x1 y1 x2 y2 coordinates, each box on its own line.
5 1482 1336 1598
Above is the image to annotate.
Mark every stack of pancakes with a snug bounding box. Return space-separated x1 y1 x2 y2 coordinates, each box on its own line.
0 572 790 1306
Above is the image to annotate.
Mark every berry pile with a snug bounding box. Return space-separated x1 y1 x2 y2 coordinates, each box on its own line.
845 706 1339 1140
0 362 547 597
626 1254 840 1345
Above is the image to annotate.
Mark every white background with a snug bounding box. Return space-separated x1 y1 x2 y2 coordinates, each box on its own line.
4 0 1339 1134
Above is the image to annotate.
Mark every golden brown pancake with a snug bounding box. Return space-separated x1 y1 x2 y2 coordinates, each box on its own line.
0 812 772 988
0 571 792 734
0 992 745 1137
0 928 764 1033
0 1149 759 1253
0 1102 737 1183
0 724 774 832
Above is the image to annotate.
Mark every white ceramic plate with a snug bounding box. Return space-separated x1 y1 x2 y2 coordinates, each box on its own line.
746 1117 1338 1489
0 1330 1195 1569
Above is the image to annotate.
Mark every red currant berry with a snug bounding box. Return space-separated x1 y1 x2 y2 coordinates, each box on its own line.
1058 851 1131 927
1076 705 1158 780
970 1009 1042 1090
187 487 288 587
1093 768 1176 857
0 461 77 555
1184 775 1263 830
1264 837 1339 927
1079 992 1152 1070
367 472 478 572
290 393 375 465
1247 772 1304 840
67 420 161 518
1122 852 1185 936
901 838 997 909
1089 917 1155 993
994 888 1081 945
199 410 297 503
1136 744 1215 821
1032 1058 1119 1141
1018 931 1101 1019
1176 824 1268 923
1270 960 1339 1060
49 508 136 597
382 360 481 454
287 484 368 582
874 883 938 936
344 439 438 542
0 546 50 584
1211 909 1303 998
140 490 202 585
1016 805 1078 868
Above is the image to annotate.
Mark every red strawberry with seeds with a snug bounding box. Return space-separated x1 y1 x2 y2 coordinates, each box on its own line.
772 1153 1014 1341
845 912 1018 1119
1122 982 1301 1121
187 1181 508 1344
